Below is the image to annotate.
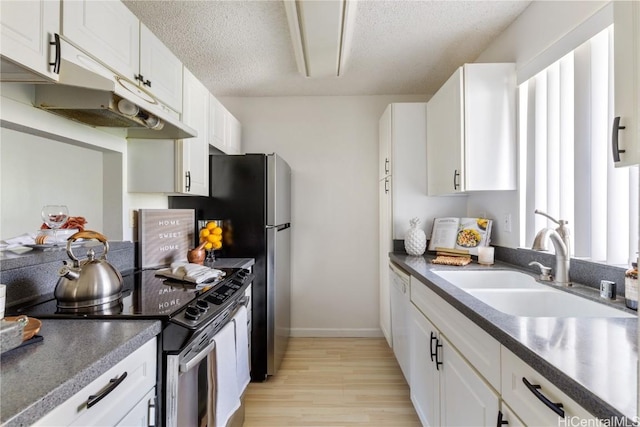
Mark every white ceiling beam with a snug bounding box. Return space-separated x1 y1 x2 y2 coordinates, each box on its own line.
284 0 355 78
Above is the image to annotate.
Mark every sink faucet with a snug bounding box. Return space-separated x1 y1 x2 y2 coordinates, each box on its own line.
531 209 571 286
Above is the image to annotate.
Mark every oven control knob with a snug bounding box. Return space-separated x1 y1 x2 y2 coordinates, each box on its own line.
196 300 209 312
232 279 243 287
185 305 201 320
237 270 247 278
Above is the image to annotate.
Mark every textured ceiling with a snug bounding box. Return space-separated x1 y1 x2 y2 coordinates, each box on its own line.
123 0 531 97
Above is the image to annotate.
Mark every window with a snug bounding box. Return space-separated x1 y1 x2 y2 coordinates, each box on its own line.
519 26 638 266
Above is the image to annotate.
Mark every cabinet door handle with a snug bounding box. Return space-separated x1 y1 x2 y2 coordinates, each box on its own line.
384 158 390 175
384 178 389 194
435 339 443 370
496 410 508 426
49 33 61 74
144 79 152 87
522 377 565 417
612 116 627 162
185 171 191 192
429 331 437 362
135 73 144 83
453 169 460 190
86 371 128 408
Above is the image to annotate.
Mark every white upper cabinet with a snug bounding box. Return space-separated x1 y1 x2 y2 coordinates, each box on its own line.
612 0 640 167
0 0 60 82
226 113 242 154
139 23 183 113
209 95 242 154
127 68 208 196
379 105 392 180
62 0 183 112
178 67 209 196
62 0 140 81
427 63 516 196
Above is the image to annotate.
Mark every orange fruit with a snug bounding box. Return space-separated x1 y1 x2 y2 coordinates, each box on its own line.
212 241 222 250
206 221 217 230
204 242 213 250
200 228 210 238
212 227 223 235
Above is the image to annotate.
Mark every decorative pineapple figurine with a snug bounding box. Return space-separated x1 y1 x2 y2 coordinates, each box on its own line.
405 217 426 256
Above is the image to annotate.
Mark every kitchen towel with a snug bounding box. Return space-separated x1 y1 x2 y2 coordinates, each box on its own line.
233 305 250 394
209 320 241 427
155 262 224 284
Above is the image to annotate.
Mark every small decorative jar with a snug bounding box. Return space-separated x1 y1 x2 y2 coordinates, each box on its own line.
624 262 638 310
404 218 426 256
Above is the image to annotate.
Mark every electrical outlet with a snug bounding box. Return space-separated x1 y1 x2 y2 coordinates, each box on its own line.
503 213 512 233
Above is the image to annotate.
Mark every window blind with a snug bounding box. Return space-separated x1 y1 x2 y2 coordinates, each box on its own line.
520 26 638 266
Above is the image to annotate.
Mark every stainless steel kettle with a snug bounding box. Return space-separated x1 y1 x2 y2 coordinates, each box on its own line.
55 230 123 312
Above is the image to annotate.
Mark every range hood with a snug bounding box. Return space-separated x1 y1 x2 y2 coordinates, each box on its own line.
35 36 196 140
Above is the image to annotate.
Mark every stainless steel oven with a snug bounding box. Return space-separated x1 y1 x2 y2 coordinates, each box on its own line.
165 287 251 427
11 267 254 427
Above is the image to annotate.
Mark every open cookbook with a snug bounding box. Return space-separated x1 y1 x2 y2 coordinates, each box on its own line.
427 217 493 255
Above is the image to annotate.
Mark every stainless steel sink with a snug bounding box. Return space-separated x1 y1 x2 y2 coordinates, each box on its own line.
432 270 635 318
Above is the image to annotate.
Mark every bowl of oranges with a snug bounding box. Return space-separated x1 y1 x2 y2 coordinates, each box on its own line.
199 220 224 252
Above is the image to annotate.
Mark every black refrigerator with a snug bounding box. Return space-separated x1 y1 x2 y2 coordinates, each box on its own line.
169 153 291 381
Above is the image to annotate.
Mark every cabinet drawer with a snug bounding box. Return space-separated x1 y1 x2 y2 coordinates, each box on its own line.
410 277 501 390
501 347 596 427
35 338 157 426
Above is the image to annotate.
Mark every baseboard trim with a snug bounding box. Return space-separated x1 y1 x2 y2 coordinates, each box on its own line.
290 328 383 338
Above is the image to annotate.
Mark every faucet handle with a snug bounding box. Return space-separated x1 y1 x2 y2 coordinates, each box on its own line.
528 261 552 281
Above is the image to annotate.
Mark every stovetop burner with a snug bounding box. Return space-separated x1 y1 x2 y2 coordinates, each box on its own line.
10 267 244 321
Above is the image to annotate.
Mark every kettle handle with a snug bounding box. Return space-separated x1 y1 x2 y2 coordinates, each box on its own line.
66 230 110 262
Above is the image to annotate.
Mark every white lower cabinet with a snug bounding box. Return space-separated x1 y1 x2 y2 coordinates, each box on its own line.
501 347 598 427
409 302 499 427
439 334 499 426
409 302 441 426
34 338 157 427
499 401 526 427
389 262 410 381
405 273 598 427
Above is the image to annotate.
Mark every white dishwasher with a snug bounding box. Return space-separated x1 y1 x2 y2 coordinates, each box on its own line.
389 261 411 382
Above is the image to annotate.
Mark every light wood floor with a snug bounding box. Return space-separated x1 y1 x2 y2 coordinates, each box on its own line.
243 337 422 426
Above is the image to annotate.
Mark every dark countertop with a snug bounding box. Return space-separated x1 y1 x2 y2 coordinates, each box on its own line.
390 252 638 422
0 319 161 427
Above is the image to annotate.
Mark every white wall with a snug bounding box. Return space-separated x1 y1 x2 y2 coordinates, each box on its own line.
0 128 104 238
468 0 611 249
220 95 425 336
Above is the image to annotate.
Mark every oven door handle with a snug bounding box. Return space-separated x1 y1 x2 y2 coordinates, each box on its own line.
180 339 216 373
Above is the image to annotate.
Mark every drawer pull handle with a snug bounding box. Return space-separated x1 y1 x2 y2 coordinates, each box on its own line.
86 371 128 408
522 377 565 418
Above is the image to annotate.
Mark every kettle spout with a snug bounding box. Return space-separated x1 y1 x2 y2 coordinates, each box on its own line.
58 265 81 281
